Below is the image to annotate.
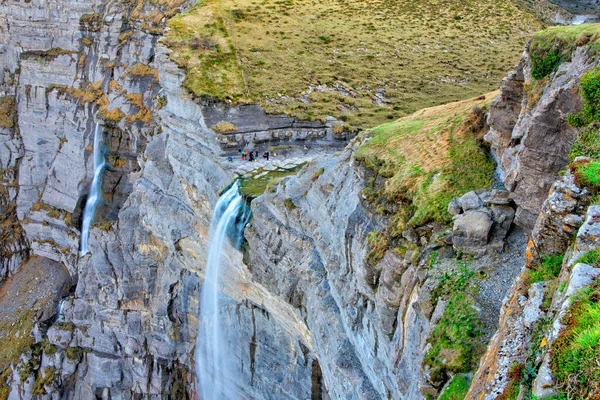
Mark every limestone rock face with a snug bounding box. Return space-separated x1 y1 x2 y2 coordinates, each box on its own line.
485 46 599 230
467 181 597 399
243 139 525 399
1 1 325 398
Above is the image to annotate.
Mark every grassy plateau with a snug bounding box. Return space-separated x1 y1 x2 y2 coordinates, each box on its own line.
163 0 544 130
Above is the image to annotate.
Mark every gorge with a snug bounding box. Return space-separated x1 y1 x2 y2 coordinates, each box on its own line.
0 0 600 399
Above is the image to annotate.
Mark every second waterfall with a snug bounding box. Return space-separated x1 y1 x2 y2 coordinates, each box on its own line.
196 181 250 400
80 122 107 256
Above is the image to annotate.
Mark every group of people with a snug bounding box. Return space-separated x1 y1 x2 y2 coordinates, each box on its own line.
239 149 272 162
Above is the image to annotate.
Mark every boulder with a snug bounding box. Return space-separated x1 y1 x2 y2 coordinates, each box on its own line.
452 210 493 255
458 191 483 211
447 198 462 215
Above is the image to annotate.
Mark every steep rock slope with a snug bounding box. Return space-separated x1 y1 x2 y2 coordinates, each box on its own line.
243 95 527 399
0 0 324 398
485 24 600 229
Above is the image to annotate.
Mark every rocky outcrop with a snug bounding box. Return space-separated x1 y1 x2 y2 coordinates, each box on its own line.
0 1 343 398
202 102 351 152
242 135 527 399
449 189 515 256
467 174 594 399
485 46 598 230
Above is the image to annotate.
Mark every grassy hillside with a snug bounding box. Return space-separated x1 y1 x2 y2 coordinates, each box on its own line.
354 91 497 229
163 0 543 130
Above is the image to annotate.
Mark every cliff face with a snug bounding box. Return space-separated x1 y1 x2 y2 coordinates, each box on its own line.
1 1 600 399
0 0 328 398
485 46 596 230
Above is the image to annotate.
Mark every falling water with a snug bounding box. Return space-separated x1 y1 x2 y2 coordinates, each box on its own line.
56 298 65 322
80 122 107 256
196 181 247 400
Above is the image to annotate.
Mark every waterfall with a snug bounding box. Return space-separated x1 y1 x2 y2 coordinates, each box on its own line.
56 298 65 322
196 181 247 400
80 122 107 256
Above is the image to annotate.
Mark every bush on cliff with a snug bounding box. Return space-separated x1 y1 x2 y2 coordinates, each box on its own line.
567 66 600 128
570 159 600 194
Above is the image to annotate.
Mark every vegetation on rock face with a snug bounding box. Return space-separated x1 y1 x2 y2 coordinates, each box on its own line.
575 248 600 266
570 159 600 194
164 0 542 130
525 254 564 284
211 122 239 133
567 65 600 128
530 24 600 80
438 374 471 400
425 263 484 386
551 281 600 399
569 126 600 160
355 92 495 231
239 165 303 198
0 96 16 129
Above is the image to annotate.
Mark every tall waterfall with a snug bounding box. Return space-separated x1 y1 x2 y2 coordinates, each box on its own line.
80 122 107 256
196 182 247 400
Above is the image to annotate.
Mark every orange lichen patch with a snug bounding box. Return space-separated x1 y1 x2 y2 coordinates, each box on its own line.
108 79 122 92
102 108 125 122
0 96 16 129
123 62 159 82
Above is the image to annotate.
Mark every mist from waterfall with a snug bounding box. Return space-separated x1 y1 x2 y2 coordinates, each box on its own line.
80 122 107 256
196 181 247 400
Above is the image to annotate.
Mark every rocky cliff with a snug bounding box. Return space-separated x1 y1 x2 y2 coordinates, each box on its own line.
1 1 600 399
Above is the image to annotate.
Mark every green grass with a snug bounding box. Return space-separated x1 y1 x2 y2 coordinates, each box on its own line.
238 165 303 198
525 254 564 284
439 375 471 400
550 281 600 398
569 127 600 160
425 263 483 384
355 93 495 231
567 66 600 128
530 24 600 80
163 0 543 130
575 248 600 266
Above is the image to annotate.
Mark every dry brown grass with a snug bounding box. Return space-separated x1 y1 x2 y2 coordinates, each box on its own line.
164 0 543 129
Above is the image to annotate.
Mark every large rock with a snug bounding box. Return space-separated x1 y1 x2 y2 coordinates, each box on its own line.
452 210 493 255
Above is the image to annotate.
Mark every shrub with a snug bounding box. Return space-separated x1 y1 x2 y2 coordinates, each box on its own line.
283 198 296 210
366 230 388 267
531 49 562 80
311 167 324 182
580 66 600 121
567 67 600 127
569 128 600 160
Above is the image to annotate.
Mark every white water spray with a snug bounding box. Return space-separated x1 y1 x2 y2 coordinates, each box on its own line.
80 122 107 256
196 182 246 400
